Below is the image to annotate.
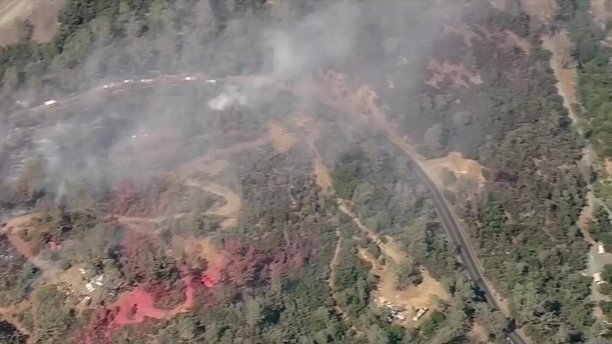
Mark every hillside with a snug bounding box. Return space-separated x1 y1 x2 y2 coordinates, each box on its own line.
0 0 610 343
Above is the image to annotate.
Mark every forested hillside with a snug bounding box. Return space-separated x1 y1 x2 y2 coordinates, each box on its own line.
0 0 610 343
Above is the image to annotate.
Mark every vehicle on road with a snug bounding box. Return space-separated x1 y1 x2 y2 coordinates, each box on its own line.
44 100 58 107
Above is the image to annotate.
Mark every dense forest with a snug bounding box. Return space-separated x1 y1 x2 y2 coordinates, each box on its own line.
0 0 611 343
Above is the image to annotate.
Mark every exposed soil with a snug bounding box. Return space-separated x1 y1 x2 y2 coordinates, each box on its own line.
7 233 60 279
336 197 449 327
577 191 596 244
426 59 483 89
313 158 333 193
0 302 31 341
520 0 557 24
0 0 62 46
468 321 490 343
357 248 449 328
591 0 612 28
1 213 38 234
302 118 334 194
541 32 581 127
267 121 295 154
425 151 486 190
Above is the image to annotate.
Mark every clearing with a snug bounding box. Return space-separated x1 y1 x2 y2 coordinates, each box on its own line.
337 199 449 326
357 248 449 328
424 151 486 190
267 121 295 154
0 0 63 45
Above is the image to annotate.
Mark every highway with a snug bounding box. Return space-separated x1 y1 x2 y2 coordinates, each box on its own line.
17 72 528 343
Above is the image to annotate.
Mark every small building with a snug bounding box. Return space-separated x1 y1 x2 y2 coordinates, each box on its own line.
594 272 605 285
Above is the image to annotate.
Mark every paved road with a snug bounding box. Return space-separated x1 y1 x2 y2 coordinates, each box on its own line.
410 161 527 344
19 72 528 343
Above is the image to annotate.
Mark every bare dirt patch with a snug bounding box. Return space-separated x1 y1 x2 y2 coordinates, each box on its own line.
337 198 449 327
426 59 483 89
267 121 295 154
592 0 612 28
468 321 491 343
520 0 557 24
358 248 449 328
425 151 486 190
605 159 612 178
313 158 333 193
1 212 38 234
0 0 62 45
577 191 596 243
541 32 581 126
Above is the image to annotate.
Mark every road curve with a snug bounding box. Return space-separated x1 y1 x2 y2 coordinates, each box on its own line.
16 73 528 343
248 78 530 344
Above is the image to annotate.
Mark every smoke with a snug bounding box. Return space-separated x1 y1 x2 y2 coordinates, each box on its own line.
264 1 363 80
0 0 451 208
208 86 248 111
